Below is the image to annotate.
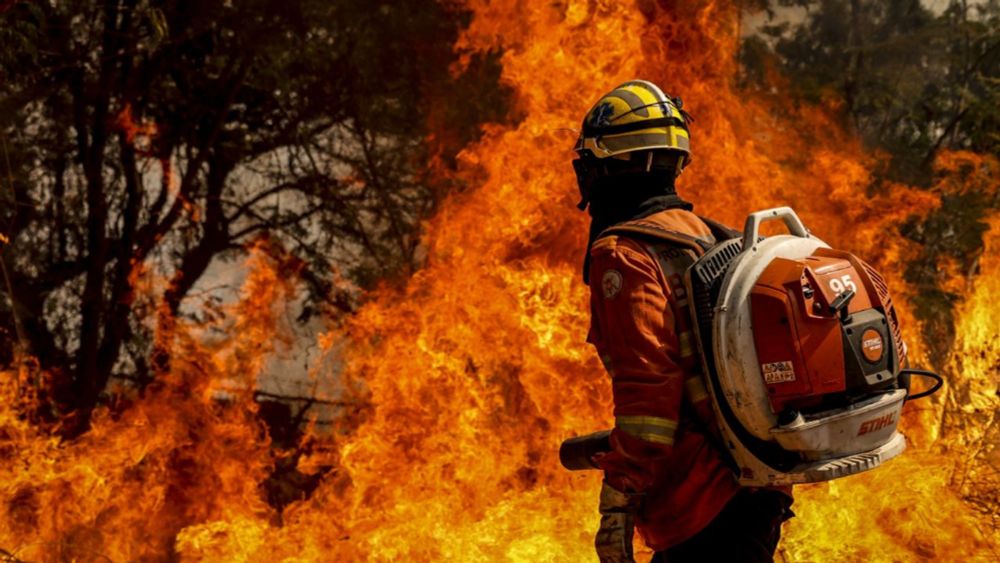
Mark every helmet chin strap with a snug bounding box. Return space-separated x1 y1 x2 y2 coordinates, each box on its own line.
573 157 595 210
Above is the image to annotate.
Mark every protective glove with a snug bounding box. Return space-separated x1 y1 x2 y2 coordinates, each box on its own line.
595 481 640 563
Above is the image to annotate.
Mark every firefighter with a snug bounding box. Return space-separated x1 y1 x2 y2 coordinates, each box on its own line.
573 80 793 562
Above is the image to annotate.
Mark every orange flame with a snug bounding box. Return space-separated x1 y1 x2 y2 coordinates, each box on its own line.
114 104 157 151
114 103 188 219
1 243 291 559
1 2 997 561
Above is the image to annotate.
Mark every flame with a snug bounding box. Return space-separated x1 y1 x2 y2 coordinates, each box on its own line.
114 103 187 218
1 243 290 560
1 1 997 561
114 104 158 152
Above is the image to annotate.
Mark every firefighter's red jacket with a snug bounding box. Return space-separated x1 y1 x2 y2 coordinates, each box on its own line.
587 207 741 550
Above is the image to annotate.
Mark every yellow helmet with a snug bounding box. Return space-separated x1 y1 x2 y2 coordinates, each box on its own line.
574 79 691 165
572 80 692 210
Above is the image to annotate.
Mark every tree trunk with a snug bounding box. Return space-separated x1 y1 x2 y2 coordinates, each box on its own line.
68 0 122 436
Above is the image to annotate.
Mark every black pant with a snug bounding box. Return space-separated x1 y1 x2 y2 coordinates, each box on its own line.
650 488 793 563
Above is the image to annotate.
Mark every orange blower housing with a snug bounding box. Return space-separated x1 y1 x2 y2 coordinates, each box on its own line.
751 248 906 419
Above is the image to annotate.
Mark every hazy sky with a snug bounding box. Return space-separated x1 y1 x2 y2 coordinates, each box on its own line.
742 0 977 36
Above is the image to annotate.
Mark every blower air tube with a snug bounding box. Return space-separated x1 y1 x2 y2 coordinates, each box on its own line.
559 430 612 470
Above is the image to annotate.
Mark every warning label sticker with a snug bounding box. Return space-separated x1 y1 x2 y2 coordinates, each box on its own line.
762 361 796 384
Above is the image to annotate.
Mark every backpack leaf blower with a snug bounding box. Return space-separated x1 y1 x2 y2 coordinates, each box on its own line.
561 207 943 486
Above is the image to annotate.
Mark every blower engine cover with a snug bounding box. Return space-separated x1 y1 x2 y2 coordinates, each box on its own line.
685 207 909 486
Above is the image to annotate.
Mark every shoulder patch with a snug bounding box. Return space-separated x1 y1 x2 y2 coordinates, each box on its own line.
601 269 624 299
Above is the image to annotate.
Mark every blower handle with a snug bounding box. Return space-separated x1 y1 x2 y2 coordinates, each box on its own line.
742 207 810 252
559 430 611 471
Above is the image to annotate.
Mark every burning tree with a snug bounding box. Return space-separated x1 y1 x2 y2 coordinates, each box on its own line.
0 0 509 434
0 0 998 561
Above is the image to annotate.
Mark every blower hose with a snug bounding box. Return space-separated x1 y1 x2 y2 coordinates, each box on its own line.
900 368 943 402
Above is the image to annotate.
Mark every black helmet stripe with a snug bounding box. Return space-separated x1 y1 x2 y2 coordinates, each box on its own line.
581 115 687 137
606 88 649 117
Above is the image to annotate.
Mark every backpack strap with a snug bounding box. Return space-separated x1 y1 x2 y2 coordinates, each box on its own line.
596 214 740 254
698 215 741 242
597 218 717 255
595 214 743 474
